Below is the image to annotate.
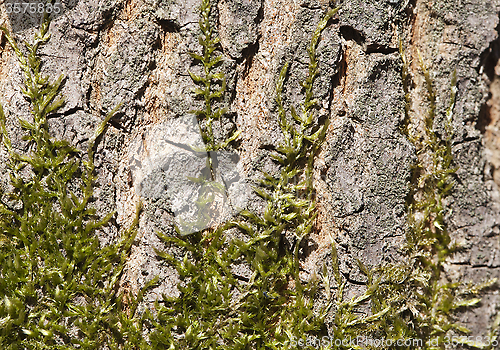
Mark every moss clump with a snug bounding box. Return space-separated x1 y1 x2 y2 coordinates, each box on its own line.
352 46 499 350
150 3 341 349
0 16 151 349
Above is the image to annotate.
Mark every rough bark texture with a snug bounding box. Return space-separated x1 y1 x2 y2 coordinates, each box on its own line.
1 0 500 341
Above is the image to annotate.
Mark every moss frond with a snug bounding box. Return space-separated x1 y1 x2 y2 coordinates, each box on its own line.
188 0 239 153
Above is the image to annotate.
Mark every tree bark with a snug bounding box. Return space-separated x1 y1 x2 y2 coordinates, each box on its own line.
1 0 499 342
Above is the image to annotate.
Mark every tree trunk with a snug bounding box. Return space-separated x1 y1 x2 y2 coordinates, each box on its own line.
1 0 500 345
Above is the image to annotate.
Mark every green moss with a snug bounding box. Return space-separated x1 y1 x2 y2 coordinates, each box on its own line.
188 0 240 153
356 45 500 350
171 0 243 234
150 4 341 350
0 16 151 349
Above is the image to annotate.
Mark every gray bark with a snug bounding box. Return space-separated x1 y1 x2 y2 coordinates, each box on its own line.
1 0 500 341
